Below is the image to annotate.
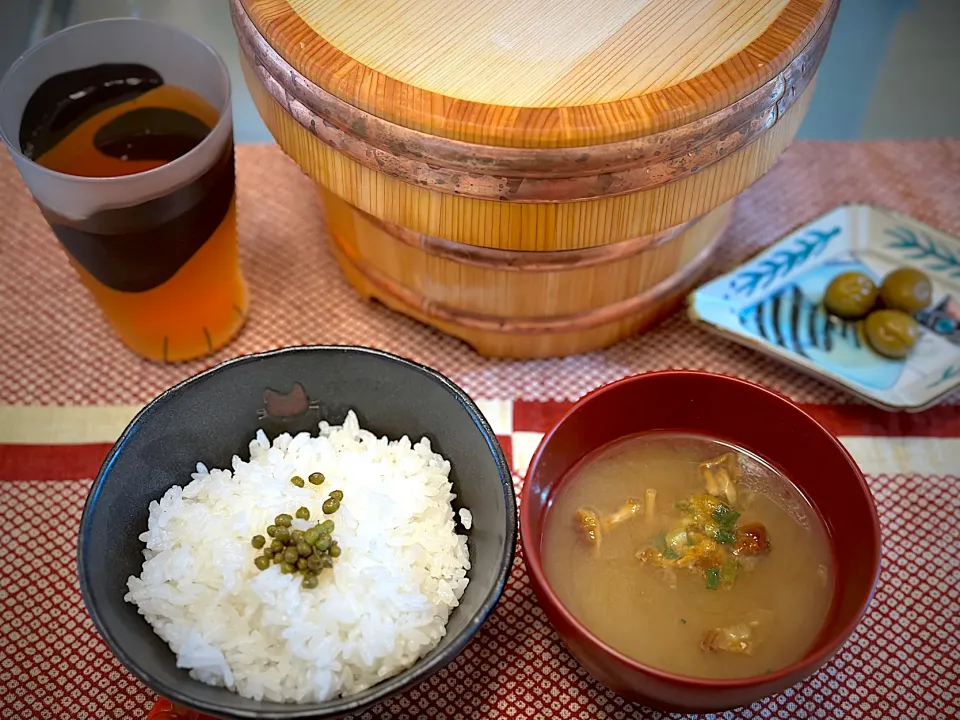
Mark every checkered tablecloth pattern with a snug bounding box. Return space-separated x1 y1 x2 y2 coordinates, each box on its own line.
1 141 959 720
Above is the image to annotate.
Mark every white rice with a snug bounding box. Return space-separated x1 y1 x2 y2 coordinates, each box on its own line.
125 411 471 703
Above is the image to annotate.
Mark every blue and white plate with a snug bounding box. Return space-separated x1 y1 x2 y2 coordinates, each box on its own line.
688 204 960 412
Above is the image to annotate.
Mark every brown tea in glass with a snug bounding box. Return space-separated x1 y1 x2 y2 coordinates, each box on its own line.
0 20 247 362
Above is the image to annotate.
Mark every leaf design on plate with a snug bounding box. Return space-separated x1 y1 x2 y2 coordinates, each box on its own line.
730 226 839 298
885 226 960 277
928 363 960 389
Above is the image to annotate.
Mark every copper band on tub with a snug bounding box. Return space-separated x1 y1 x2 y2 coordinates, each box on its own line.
231 0 834 203
327 219 728 335
345 203 699 273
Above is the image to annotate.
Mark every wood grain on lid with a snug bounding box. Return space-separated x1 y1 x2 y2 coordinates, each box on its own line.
290 0 790 107
240 0 832 147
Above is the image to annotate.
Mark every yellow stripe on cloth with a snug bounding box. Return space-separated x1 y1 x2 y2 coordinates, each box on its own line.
839 437 960 478
510 431 960 478
0 405 142 444
0 402 515 445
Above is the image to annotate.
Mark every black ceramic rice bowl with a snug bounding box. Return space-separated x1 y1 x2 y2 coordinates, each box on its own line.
77 346 517 719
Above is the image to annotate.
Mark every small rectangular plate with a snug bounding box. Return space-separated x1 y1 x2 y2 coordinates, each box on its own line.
689 204 960 412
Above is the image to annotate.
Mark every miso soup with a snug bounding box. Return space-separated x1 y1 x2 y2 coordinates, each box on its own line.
541 433 834 679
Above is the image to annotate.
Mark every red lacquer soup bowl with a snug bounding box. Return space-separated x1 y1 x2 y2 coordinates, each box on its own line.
519 371 881 713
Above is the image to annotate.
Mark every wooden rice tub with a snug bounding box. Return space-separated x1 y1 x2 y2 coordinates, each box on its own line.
231 0 838 358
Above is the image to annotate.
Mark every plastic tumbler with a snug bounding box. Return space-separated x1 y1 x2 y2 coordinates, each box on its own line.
0 19 248 362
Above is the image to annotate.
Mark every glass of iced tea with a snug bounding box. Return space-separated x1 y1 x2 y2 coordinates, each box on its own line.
0 19 247 362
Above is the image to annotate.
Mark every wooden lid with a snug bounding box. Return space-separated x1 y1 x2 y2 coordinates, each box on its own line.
241 0 834 148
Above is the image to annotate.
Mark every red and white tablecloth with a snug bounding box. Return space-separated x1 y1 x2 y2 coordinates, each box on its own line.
1 141 958 720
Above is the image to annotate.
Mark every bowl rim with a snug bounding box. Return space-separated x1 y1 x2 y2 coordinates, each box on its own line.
520 369 881 691
77 344 518 719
